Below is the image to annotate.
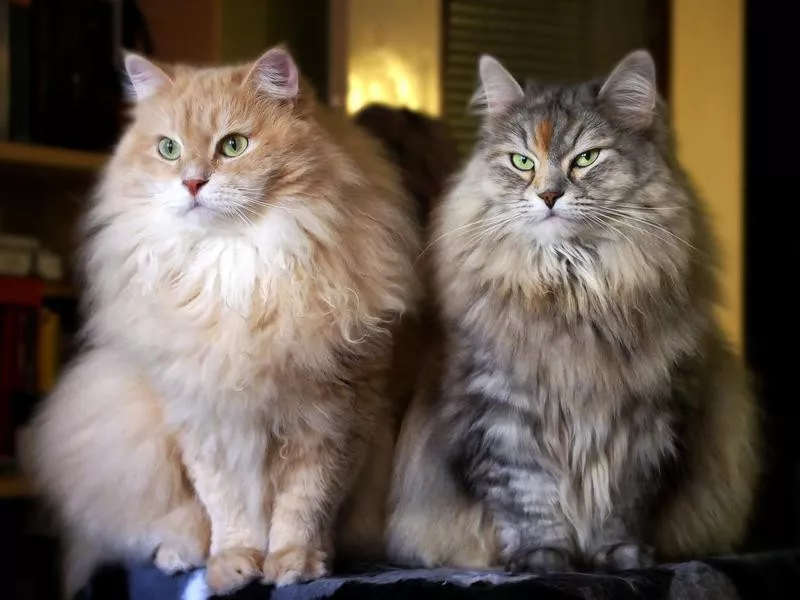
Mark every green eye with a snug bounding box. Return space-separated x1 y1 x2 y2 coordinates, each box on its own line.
574 149 600 168
157 137 181 160
510 153 534 171
219 134 249 158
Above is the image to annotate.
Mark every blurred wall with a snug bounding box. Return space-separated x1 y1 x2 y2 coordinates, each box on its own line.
672 0 744 350
220 0 269 62
138 0 329 98
220 0 329 97
138 0 221 63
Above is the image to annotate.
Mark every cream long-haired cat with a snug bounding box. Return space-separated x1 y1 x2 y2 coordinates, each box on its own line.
22 46 418 596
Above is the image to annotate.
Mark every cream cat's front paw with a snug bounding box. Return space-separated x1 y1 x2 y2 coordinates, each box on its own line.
153 544 205 575
262 545 328 586
205 547 264 594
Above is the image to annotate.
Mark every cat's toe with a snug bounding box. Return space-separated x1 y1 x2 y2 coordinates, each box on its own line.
591 542 655 571
506 547 574 574
262 545 328 586
153 544 205 575
205 546 264 594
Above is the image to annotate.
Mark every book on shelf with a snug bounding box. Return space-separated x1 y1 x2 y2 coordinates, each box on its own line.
0 275 66 459
0 246 33 276
0 276 40 457
37 306 59 395
3 0 123 150
0 233 63 280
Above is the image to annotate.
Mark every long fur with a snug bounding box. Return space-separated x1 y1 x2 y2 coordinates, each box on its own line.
387 52 760 571
21 49 419 596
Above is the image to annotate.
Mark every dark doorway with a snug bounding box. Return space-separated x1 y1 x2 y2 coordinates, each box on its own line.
744 0 798 550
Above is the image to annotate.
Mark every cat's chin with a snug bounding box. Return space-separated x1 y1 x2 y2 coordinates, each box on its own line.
183 204 225 228
530 215 576 244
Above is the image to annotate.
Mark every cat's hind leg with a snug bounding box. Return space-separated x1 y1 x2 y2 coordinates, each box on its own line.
20 347 209 596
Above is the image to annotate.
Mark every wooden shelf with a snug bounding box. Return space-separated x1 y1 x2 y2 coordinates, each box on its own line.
0 472 31 499
43 281 77 298
0 141 107 172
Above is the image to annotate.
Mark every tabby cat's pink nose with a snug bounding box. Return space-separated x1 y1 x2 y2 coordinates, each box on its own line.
182 178 208 196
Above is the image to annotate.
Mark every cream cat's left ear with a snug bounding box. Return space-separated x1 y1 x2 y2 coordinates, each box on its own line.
472 55 524 115
123 53 172 101
246 46 300 99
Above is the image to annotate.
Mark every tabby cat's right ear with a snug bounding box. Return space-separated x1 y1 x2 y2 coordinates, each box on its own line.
472 55 524 115
123 53 172 102
599 50 657 130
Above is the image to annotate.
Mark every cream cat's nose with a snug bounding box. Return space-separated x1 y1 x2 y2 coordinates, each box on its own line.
183 178 208 197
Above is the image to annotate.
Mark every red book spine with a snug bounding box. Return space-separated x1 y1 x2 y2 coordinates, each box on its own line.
0 277 43 306
0 308 16 456
0 277 43 456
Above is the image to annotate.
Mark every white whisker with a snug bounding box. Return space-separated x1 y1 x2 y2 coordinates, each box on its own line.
584 213 636 248
595 207 699 252
593 210 688 254
415 214 516 264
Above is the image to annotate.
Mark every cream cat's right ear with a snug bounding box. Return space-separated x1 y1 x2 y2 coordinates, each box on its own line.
245 46 300 99
472 55 524 115
123 53 172 101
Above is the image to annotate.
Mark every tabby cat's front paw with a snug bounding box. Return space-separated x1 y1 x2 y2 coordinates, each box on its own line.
262 545 329 586
205 546 264 594
505 547 575 574
591 542 655 571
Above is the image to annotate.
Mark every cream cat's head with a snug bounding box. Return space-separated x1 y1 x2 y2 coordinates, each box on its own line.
107 46 334 233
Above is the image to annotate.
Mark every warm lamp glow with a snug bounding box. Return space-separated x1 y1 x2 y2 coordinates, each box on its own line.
347 51 424 114
344 0 441 116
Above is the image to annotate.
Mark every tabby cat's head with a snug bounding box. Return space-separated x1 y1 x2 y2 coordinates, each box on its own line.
465 50 681 248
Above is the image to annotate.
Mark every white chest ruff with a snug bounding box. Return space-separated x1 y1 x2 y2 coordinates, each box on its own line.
95 224 337 403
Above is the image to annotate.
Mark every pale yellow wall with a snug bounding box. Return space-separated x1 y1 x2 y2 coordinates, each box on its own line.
671 0 744 350
346 0 441 115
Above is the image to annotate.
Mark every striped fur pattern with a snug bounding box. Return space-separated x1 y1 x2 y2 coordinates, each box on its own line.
388 51 760 572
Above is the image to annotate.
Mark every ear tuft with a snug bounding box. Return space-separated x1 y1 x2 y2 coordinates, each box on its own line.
599 50 657 130
246 46 300 99
470 55 524 115
123 52 172 102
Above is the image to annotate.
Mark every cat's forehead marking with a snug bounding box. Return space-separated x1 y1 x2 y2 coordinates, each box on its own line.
533 120 553 158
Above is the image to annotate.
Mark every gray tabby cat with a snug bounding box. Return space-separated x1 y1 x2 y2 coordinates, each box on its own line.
387 50 760 572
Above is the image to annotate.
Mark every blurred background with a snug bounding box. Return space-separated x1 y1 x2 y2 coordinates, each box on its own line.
0 0 790 596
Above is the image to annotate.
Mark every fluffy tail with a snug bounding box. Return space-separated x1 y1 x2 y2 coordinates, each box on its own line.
62 534 106 600
654 343 761 558
387 371 498 568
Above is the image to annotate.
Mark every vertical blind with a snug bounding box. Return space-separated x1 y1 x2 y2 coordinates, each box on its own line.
442 0 668 155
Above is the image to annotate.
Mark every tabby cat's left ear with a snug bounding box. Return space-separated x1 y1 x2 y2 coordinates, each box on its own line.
246 46 300 100
599 50 657 130
472 55 524 115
